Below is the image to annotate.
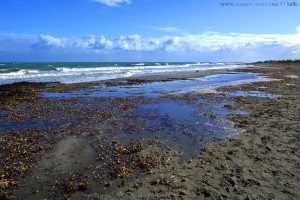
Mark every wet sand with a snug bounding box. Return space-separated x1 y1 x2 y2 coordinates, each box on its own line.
0 61 299 199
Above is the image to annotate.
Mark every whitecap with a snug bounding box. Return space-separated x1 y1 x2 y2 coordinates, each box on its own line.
0 63 248 85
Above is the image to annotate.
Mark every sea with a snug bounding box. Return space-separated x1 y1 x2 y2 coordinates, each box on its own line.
0 62 248 85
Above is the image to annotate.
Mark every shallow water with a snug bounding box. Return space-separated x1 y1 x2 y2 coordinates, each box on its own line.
2 72 266 157
0 119 61 134
228 91 278 98
108 99 242 160
0 110 9 117
41 73 263 98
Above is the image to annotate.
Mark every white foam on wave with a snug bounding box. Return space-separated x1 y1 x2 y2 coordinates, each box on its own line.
131 63 145 66
0 69 39 77
0 63 247 85
0 69 10 72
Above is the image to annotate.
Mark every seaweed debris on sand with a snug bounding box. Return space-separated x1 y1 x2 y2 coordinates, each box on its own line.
0 61 299 199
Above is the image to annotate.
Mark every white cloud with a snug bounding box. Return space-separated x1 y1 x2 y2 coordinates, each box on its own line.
42 35 66 47
75 34 96 49
162 37 180 51
33 34 66 49
92 0 131 7
98 36 113 49
149 26 185 32
30 34 82 52
33 34 114 50
117 35 142 50
116 34 159 51
158 32 300 54
119 34 140 41
297 26 300 33
1 26 300 61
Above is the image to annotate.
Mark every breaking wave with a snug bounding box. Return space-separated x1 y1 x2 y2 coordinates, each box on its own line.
0 62 248 85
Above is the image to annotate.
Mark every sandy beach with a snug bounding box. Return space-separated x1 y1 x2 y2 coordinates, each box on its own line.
0 61 299 199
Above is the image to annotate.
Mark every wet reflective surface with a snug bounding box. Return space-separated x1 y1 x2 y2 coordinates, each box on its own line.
0 72 275 160
227 91 278 98
41 73 262 98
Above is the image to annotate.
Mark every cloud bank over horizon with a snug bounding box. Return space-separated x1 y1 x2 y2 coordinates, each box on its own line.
1 27 300 62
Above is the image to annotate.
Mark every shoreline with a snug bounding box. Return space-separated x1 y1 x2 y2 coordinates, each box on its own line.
0 62 249 86
0 61 299 199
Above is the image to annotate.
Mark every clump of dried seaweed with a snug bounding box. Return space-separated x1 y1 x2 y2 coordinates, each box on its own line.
106 141 147 179
109 158 132 179
56 175 90 194
0 190 13 200
0 82 46 112
112 141 146 155
137 152 170 172
94 140 179 182
0 131 49 194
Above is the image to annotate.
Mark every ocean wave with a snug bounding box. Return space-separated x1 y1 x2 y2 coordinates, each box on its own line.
0 69 39 76
0 63 246 85
0 68 20 73
131 63 145 66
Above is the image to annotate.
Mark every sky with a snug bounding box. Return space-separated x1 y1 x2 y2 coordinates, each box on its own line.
0 0 300 62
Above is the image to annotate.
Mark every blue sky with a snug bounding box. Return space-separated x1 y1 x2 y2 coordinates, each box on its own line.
0 0 300 62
